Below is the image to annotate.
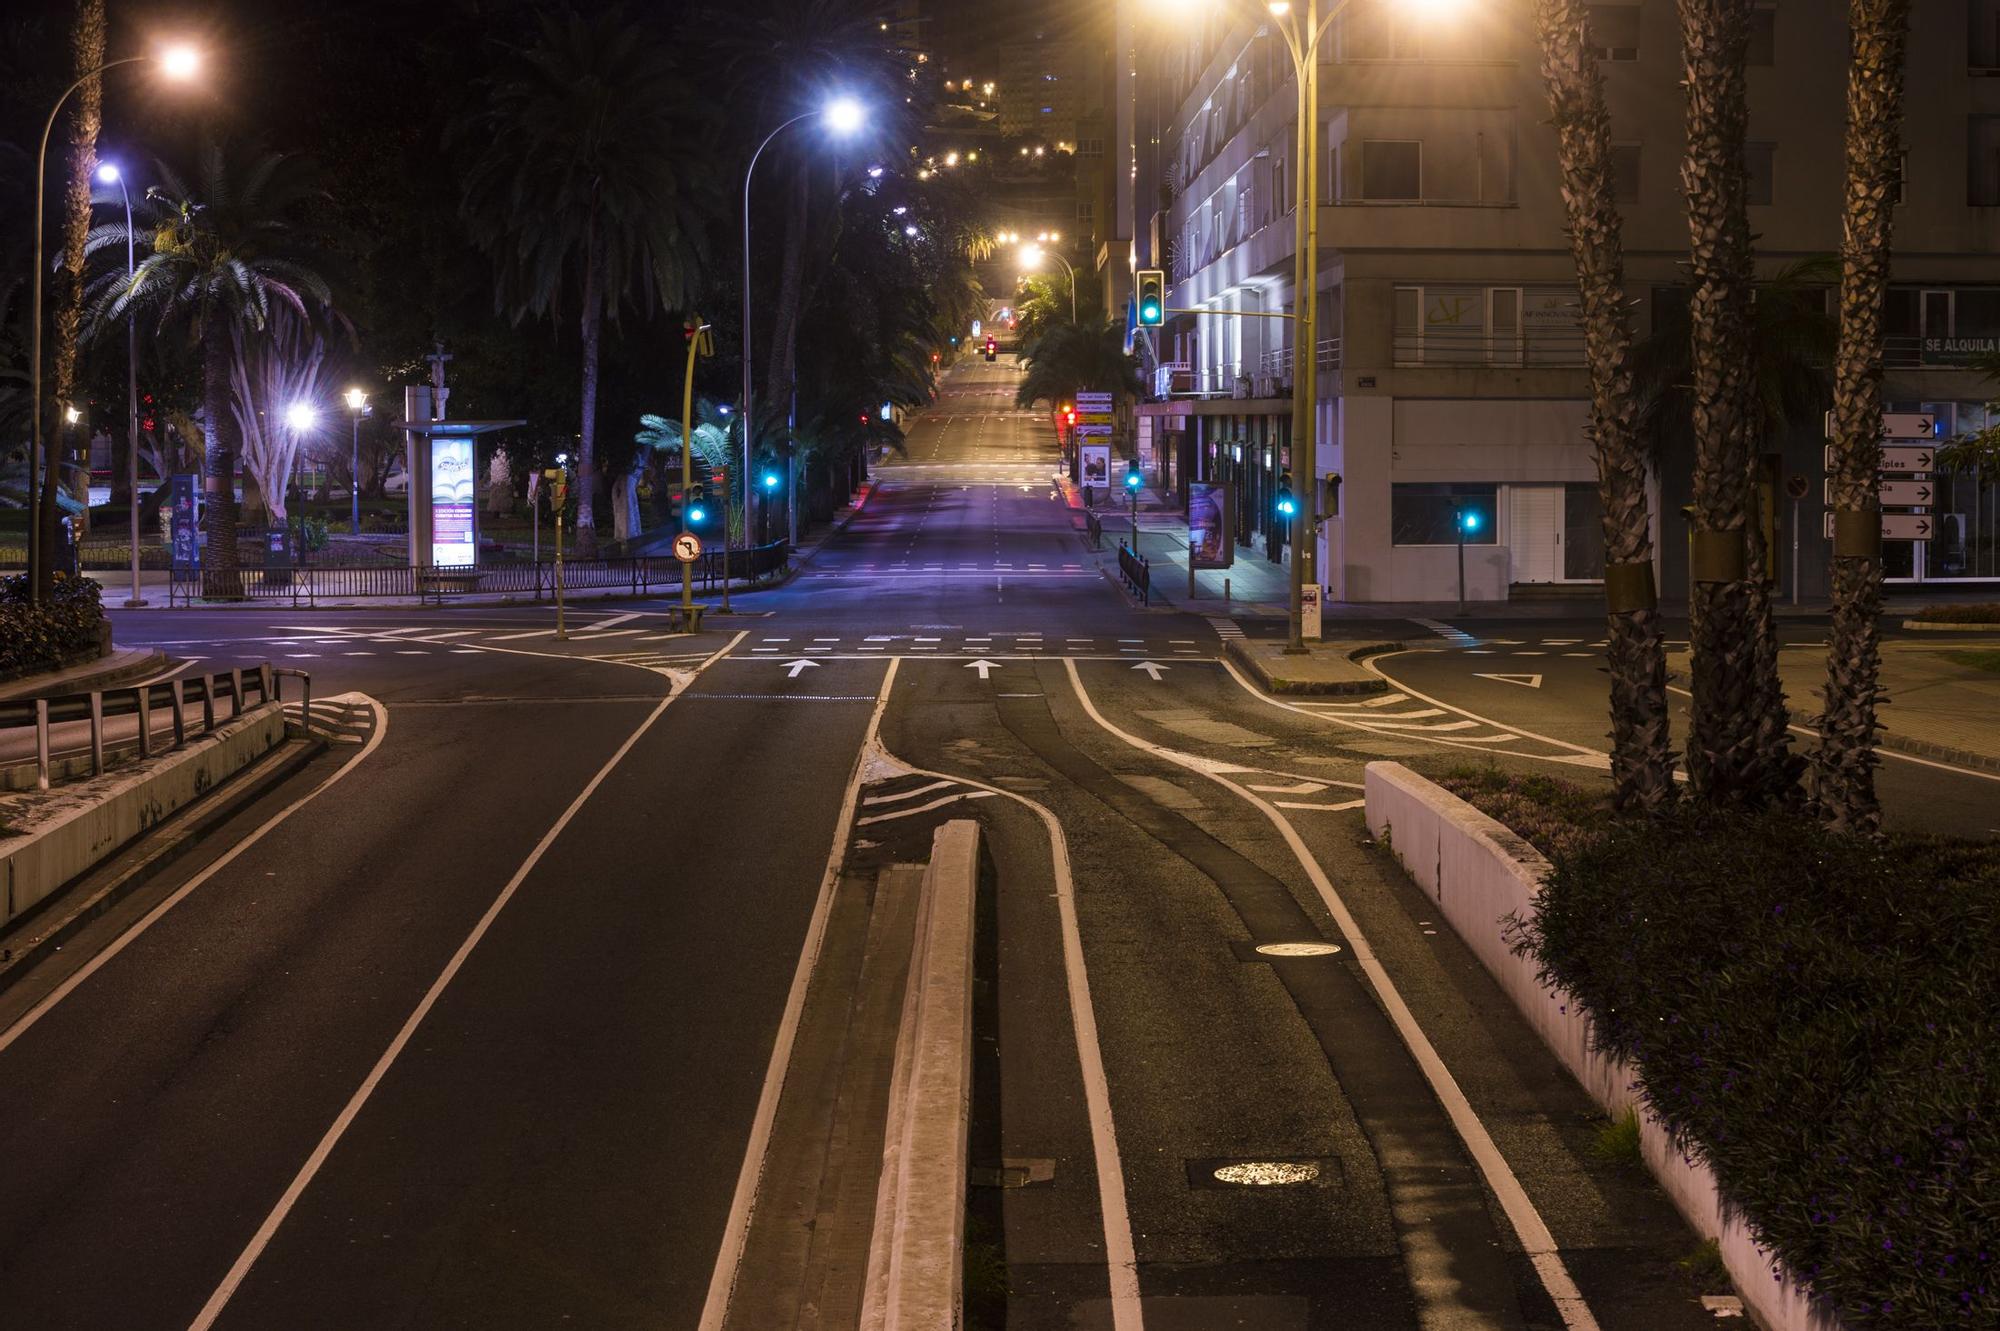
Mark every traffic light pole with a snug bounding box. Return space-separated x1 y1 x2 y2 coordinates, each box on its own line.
680 317 712 627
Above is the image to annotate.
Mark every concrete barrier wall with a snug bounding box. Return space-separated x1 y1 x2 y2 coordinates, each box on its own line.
1 703 287 930
1363 762 1840 1331
861 819 979 1331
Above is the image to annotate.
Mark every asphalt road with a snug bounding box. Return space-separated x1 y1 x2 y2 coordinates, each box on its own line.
2 355 1899 1328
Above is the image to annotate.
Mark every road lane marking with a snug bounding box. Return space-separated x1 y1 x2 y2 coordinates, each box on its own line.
0 696 390 1060
861 778 958 805
190 633 748 1329
1272 799 1366 811
855 789 995 825
1062 660 1601 1331
488 628 557 641
865 742 1145 1331
700 658 900 1330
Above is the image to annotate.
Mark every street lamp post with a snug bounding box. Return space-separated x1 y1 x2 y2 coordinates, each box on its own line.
344 388 368 534
740 95 865 600
26 44 199 603
97 162 143 607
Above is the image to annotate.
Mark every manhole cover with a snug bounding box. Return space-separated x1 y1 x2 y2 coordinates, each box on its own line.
1254 941 1343 957
1212 1161 1321 1186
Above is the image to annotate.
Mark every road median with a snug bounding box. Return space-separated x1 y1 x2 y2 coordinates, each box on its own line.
1223 635 1395 696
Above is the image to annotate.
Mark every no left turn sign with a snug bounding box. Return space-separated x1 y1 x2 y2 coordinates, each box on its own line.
673 532 703 563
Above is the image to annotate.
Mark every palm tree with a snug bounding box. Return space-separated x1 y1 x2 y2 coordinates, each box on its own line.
1534 0 1674 811
90 143 337 591
638 400 744 543
1815 0 1913 833
1677 0 1792 807
451 9 714 559
1014 321 1143 412
48 0 106 543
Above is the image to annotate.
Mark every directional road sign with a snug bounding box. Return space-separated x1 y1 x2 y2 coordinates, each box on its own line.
1823 478 1937 506
1075 392 1113 410
1825 410 1938 440
1823 512 1934 541
1824 444 1933 475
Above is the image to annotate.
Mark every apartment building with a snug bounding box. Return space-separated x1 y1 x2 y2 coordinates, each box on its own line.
1130 0 2000 603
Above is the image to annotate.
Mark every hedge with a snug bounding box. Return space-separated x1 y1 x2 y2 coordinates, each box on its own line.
1442 769 1998 1329
1907 603 2000 624
1 572 107 679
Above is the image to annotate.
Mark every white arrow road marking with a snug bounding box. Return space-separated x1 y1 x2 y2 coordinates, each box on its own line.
1131 661 1168 680
781 659 820 678
966 658 1002 679
1475 673 1543 689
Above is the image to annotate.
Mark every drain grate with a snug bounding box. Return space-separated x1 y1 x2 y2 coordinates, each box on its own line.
1229 939 1344 961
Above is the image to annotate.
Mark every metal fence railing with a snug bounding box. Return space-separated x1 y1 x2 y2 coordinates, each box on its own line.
167 541 791 606
1116 540 1151 606
0 662 301 793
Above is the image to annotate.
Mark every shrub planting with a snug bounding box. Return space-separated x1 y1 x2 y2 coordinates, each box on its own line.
1 572 106 679
1445 769 1999 1329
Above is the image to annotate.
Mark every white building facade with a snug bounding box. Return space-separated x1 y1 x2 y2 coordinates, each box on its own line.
1131 0 2000 603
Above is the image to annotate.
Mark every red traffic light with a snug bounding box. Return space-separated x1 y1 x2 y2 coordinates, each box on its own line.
985 337 996 351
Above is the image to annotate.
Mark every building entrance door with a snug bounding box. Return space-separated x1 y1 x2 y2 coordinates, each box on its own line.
1509 485 1562 583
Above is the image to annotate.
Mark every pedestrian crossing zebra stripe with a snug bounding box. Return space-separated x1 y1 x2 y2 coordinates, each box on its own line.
1206 617 1245 640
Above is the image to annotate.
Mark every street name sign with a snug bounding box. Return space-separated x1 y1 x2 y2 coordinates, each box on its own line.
1822 512 1934 541
673 532 703 562
1075 391 1113 410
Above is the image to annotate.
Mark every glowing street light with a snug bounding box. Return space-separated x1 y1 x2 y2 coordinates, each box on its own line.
26 41 203 600
742 94 870 572
1018 244 1077 322
64 404 82 425
285 402 319 433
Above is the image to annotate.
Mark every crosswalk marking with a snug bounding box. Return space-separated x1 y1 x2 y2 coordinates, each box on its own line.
1206 617 1245 640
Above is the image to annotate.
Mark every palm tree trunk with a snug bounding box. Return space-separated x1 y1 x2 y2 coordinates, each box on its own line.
764 171 810 421
1678 0 1782 807
200 308 242 598
1815 0 1912 833
575 228 603 560
1536 0 1675 811
36 0 106 571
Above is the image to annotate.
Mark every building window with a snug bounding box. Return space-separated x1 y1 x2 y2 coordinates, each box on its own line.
1971 1 2000 70
1392 484 1498 545
1584 5 1641 61
1744 141 1775 206
1361 140 1422 201
1747 7 1776 66
1970 116 2000 206
1611 144 1641 203
1077 199 1094 221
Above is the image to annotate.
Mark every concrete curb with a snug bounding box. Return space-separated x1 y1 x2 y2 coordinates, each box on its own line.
860 819 978 1331
0 732 325 992
1362 763 1840 1331
1223 636 1391 696
1664 668 2000 774
1901 620 2000 632
0 648 168 702
1 702 288 932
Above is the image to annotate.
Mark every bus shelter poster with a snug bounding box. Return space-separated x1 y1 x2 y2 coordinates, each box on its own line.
1080 444 1111 490
1188 481 1233 569
430 437 477 567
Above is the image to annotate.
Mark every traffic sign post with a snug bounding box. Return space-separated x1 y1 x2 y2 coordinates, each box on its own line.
673 531 704 562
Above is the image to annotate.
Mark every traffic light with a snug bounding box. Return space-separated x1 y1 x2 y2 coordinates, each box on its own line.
1275 472 1297 519
686 483 706 525
1062 405 1077 428
1124 464 1142 492
762 470 781 491
1136 269 1165 327
984 336 997 362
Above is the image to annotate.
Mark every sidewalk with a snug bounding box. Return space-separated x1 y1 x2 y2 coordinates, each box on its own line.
0 647 169 702
1672 635 2000 771
1062 479 1294 616
78 484 876 611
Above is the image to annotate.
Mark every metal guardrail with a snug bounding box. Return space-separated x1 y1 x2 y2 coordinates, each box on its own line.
166 541 791 605
0 662 300 792
1117 540 1151 606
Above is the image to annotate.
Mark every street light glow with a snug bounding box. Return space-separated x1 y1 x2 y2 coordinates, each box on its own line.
158 44 201 81
64 405 82 425
1267 0 1291 13
1020 243 1044 267
344 386 368 412
285 402 319 432
904 223 920 237
96 162 121 183
824 96 865 135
